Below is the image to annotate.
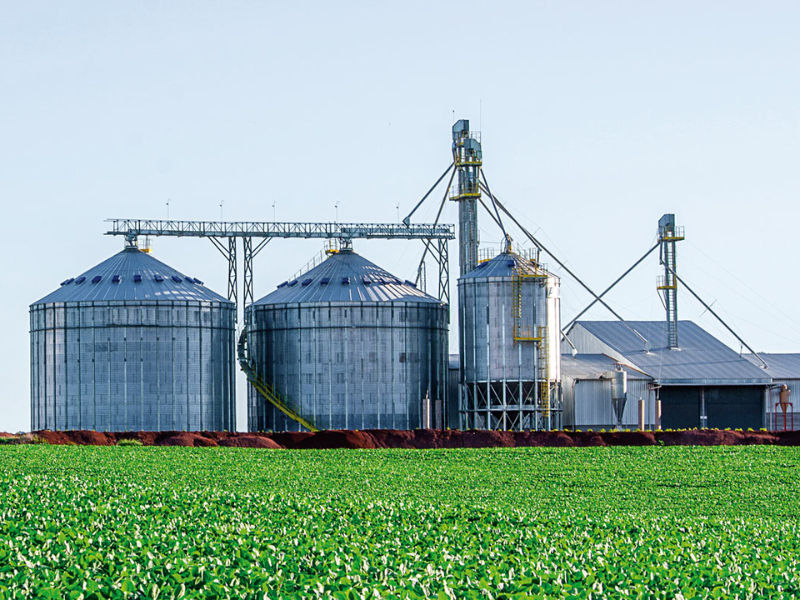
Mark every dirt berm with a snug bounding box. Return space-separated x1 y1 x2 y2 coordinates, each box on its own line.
5 429 798 448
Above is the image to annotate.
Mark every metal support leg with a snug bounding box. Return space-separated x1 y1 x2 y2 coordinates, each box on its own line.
243 237 253 310
437 238 449 305
227 238 238 316
209 237 239 321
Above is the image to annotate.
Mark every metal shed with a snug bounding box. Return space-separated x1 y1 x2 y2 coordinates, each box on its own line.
561 354 655 430
744 354 800 431
565 321 771 429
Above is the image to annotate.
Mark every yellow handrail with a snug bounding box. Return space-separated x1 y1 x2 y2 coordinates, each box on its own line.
237 328 320 432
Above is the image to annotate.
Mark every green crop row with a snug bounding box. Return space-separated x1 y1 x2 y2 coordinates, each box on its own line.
1 446 799 599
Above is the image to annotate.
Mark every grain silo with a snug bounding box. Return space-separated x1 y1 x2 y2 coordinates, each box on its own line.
458 246 561 430
244 245 448 432
29 241 236 432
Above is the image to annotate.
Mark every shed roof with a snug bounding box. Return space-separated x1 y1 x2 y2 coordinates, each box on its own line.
743 354 800 380
254 249 441 305
561 354 651 380
572 320 771 385
33 247 229 304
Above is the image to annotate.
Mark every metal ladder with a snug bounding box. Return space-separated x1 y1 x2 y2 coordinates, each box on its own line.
237 328 319 432
538 325 550 420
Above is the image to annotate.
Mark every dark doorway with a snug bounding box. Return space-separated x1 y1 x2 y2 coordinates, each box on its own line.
660 386 764 430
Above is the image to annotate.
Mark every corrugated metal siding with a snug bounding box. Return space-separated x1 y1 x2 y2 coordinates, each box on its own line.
30 299 236 432
247 302 449 432
563 376 656 430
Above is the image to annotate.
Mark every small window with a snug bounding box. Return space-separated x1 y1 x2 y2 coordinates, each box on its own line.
154 275 164 283
362 277 371 285
288 280 298 287
341 277 350 285
380 277 390 285
320 277 330 285
404 280 416 288
91 276 102 284
277 281 288 289
194 278 204 285
301 278 313 287
75 276 86 284
183 277 194 284
172 275 182 283
112 275 121 284
477 262 487 269
133 274 142 283
60 279 70 286
506 260 515 268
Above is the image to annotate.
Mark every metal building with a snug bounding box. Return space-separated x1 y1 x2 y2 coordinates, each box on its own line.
561 354 656 430
458 248 562 430
245 246 449 432
30 242 236 432
565 320 771 429
744 354 800 431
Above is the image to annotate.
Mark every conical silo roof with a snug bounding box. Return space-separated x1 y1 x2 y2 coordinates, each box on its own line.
254 249 440 305
460 251 544 279
33 246 229 304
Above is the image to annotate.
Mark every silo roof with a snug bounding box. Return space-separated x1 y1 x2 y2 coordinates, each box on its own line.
460 251 555 279
33 247 229 304
254 249 441 305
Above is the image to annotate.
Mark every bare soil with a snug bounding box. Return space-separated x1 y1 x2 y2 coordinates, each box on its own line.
0 429 795 448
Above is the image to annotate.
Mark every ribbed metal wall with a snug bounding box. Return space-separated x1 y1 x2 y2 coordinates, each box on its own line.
247 250 449 432
562 377 656 430
30 301 236 432
458 252 561 430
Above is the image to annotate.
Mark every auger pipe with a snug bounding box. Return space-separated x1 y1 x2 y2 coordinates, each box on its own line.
564 242 660 333
415 165 457 286
488 186 651 353
665 266 769 369
402 162 454 226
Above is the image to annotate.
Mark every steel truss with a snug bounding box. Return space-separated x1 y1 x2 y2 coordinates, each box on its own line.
107 218 455 321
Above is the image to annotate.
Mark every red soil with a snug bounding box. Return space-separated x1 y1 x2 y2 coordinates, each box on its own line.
218 435 282 449
20 428 800 449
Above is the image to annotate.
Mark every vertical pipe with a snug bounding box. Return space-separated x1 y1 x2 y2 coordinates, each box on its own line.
638 399 645 431
700 387 707 429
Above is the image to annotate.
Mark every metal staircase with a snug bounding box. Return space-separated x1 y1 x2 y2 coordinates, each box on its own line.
237 328 319 432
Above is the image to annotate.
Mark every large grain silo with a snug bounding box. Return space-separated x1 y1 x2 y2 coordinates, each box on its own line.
30 242 236 432
245 246 448 432
458 247 561 430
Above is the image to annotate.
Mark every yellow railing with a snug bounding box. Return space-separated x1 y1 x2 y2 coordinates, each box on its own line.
237 328 319 432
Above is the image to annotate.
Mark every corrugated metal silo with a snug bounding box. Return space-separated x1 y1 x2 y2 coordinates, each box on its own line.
246 247 449 431
29 242 236 432
458 249 561 430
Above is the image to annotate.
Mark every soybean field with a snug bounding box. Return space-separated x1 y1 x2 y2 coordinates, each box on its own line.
1 446 799 599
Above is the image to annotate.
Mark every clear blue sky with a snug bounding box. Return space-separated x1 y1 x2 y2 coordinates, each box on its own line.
2 1 798 432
